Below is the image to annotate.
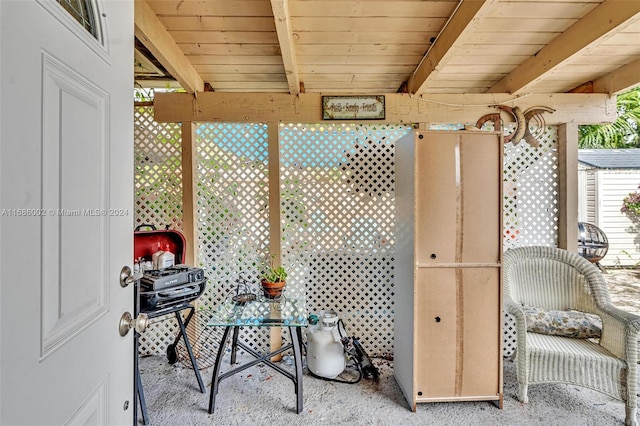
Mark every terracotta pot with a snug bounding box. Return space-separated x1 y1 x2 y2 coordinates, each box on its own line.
261 279 286 299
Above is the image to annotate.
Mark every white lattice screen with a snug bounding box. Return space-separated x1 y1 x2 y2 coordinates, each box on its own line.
195 122 272 352
502 125 559 357
134 105 185 356
134 108 559 360
134 106 183 231
279 123 412 357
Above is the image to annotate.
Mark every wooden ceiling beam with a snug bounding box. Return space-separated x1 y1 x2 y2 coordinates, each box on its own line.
134 0 204 94
488 0 640 95
408 0 497 96
593 57 640 95
270 0 300 95
154 92 617 125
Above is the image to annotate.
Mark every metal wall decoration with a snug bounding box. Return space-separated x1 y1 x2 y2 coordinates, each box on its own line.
476 105 555 146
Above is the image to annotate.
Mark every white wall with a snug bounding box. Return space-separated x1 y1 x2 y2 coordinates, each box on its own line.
592 170 640 267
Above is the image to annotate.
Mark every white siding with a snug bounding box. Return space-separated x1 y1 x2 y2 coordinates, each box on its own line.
596 170 640 266
578 166 597 224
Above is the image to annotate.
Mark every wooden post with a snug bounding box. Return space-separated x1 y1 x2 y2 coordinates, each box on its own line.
558 123 579 253
181 121 198 265
181 121 201 356
267 122 283 359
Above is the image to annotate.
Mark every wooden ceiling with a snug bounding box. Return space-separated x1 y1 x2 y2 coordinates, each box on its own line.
134 0 640 97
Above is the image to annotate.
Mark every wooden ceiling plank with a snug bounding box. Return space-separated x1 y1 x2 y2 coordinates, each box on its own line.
147 0 275 17
187 55 286 65
294 32 440 45
271 0 300 95
408 0 499 96
170 31 279 44
593 57 640 94
289 1 458 18
178 44 282 56
299 73 410 82
200 73 287 82
488 0 640 94
160 16 276 32
299 64 415 74
193 64 285 74
135 0 204 93
296 55 424 66
487 1 597 19
291 17 448 32
296 44 428 56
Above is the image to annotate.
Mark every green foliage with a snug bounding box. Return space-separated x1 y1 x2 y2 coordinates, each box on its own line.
261 254 287 282
579 87 640 148
622 185 640 215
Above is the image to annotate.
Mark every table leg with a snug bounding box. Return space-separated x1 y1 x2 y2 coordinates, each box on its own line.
230 326 239 364
208 326 231 414
289 326 304 414
175 311 206 393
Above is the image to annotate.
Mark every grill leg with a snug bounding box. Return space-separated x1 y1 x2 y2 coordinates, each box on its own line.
136 355 149 425
175 310 206 393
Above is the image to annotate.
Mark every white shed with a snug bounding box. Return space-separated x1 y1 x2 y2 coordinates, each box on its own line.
578 149 640 267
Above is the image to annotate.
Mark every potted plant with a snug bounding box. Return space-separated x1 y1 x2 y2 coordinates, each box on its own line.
260 255 287 299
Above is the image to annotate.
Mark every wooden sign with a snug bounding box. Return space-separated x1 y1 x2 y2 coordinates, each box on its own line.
322 96 385 120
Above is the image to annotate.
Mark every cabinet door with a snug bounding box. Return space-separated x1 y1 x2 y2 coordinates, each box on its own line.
415 267 500 400
415 132 501 265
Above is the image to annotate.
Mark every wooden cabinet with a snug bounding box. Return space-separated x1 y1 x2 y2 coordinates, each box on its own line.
394 130 503 410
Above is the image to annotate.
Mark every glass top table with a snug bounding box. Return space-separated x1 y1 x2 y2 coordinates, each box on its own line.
207 296 308 327
207 296 308 414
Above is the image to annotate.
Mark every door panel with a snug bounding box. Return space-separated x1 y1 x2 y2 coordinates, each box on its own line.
0 1 133 424
415 267 500 399
415 132 501 265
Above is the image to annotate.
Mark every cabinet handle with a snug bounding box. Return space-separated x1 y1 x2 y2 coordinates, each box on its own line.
430 253 437 259
435 316 441 322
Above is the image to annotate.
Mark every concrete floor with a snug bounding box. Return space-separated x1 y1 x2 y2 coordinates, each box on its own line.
137 269 640 426
138 353 633 426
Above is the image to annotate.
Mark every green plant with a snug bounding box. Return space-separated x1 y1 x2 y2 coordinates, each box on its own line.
621 185 640 215
261 255 287 282
579 87 640 148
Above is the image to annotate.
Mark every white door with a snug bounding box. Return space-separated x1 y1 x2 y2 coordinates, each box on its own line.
1 1 134 425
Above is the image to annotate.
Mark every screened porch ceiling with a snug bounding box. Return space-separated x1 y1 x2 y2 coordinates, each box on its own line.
134 0 640 97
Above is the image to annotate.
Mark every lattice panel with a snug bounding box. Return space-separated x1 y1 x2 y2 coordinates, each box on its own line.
502 124 559 358
134 106 183 231
503 124 559 250
195 123 271 352
279 123 412 357
134 105 184 355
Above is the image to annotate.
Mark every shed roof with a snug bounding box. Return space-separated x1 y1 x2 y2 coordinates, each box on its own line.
578 149 640 169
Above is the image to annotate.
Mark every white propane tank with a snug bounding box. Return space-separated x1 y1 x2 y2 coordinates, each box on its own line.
306 310 346 379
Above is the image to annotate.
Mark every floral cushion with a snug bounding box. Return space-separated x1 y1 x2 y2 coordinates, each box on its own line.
522 305 602 339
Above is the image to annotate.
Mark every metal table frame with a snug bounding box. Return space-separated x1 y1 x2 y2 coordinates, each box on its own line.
206 298 308 414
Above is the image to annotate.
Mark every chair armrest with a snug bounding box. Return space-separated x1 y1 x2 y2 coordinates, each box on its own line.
595 303 640 361
504 294 529 353
504 294 525 319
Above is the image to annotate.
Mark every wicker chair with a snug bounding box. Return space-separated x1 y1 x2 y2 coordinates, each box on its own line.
503 246 640 426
